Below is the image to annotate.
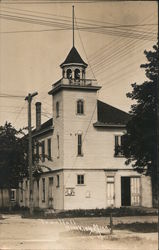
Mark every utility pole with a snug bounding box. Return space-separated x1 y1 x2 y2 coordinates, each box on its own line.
25 92 38 215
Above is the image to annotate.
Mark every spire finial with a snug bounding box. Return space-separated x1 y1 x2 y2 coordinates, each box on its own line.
72 5 74 47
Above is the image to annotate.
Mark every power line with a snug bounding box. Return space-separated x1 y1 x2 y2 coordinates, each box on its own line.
0 93 25 98
0 0 119 4
0 10 157 40
87 13 156 62
1 8 157 32
99 61 145 91
14 102 26 123
2 5 157 29
86 14 156 74
1 5 157 36
89 39 153 76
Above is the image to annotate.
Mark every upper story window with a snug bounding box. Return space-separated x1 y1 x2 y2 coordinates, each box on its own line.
75 68 80 80
47 138 52 160
41 141 45 162
36 142 39 162
56 101 59 118
57 134 60 158
67 69 72 79
77 133 83 156
77 99 84 115
77 174 84 185
114 135 124 157
82 69 85 79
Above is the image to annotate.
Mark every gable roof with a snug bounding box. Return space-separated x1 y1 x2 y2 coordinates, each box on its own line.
60 46 88 67
28 101 129 137
32 118 53 138
94 100 130 127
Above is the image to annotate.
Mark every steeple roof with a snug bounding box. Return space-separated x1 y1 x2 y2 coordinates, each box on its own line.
60 46 88 67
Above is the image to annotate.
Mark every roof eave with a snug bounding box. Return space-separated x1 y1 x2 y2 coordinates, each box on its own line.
48 84 101 95
32 127 53 138
93 122 126 128
60 62 88 68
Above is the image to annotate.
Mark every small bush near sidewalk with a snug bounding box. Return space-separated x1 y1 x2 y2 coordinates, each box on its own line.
114 222 158 233
44 207 158 219
0 205 28 214
20 207 158 219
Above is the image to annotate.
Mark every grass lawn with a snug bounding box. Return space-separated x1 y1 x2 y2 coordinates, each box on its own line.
114 222 158 233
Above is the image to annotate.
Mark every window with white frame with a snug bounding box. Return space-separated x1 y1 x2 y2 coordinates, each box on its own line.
47 138 52 160
20 181 23 202
36 142 39 162
57 135 60 158
77 99 84 115
77 174 84 185
77 133 82 156
114 135 124 156
56 175 60 187
10 189 16 201
48 177 53 199
56 101 59 118
41 141 45 162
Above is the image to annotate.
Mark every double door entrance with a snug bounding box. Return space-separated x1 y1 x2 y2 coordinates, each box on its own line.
107 176 141 207
121 177 141 206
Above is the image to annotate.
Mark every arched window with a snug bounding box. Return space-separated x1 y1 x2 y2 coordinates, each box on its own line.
56 101 59 117
77 99 84 115
75 68 80 80
66 69 72 79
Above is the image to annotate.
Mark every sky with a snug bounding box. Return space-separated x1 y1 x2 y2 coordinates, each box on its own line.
0 0 158 130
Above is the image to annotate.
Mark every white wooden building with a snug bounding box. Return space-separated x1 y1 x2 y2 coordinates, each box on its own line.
19 46 152 210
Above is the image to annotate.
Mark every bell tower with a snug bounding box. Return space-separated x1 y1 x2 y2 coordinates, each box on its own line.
48 6 101 168
60 46 88 81
60 6 88 82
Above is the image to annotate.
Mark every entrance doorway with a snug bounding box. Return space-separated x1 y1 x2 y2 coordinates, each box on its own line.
121 177 131 206
107 176 115 207
121 177 141 206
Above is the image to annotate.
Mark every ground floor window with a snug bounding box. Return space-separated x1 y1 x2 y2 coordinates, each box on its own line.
20 181 23 202
10 189 16 201
49 177 53 197
42 178 45 202
56 175 60 187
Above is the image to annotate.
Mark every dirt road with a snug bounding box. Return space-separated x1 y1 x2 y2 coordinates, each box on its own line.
0 214 158 250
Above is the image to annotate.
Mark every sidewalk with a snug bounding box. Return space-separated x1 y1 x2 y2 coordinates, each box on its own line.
0 214 158 250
